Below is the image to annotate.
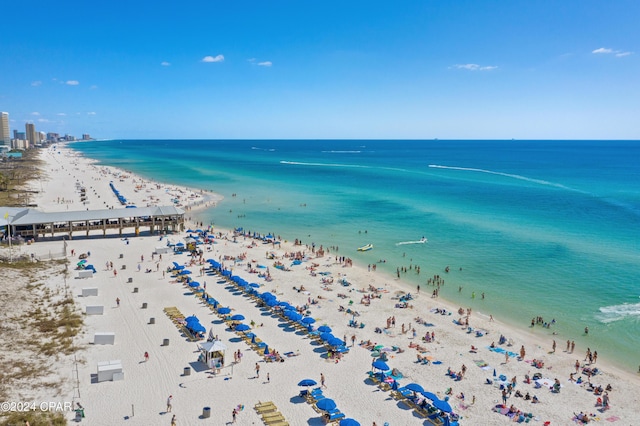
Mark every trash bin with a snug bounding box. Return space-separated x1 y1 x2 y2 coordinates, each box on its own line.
163 338 170 346
133 287 138 293
119 253 123 259
142 302 147 309
121 264 126 270
128 277 133 283
183 367 191 376
149 317 155 324
202 407 211 418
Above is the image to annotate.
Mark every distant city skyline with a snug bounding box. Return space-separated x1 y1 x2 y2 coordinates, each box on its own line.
1 1 639 140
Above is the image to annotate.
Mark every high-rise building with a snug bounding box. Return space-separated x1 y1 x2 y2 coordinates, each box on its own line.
0 112 10 147
25 122 37 146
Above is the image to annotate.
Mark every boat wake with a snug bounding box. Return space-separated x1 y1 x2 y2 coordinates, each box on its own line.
252 147 275 152
396 238 428 246
428 164 577 191
597 301 640 324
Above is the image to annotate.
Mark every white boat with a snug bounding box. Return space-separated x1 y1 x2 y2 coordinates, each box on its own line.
357 244 373 251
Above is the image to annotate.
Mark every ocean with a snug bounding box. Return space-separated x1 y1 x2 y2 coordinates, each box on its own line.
69 139 640 372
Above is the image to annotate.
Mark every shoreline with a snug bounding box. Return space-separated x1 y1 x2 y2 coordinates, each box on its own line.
4 143 637 425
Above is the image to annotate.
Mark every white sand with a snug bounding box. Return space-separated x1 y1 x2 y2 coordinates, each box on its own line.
12 144 640 425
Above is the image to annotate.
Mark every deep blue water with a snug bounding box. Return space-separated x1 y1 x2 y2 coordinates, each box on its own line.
70 139 640 371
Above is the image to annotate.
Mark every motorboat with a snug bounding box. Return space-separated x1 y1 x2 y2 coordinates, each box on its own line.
357 244 373 251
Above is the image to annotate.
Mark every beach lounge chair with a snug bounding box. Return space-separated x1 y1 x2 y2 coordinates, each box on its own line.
255 404 278 414
255 401 276 409
327 411 345 421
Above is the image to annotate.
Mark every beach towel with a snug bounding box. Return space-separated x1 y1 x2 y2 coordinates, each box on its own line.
473 359 490 369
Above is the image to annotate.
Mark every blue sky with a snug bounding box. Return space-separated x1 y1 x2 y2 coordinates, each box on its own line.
1 1 638 139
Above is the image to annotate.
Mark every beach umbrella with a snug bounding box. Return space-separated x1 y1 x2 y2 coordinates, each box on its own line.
391 380 399 391
174 265 185 270
301 317 316 325
188 281 200 288
298 379 317 387
372 360 390 371
339 419 360 426
493 369 497 377
433 399 452 413
176 242 184 246
261 292 276 300
264 346 269 355
370 351 380 358
179 269 192 275
404 383 424 393
327 337 344 347
186 229 194 233
185 315 199 323
421 391 438 401
316 398 337 412
373 344 384 351
265 298 278 307
251 334 257 344
235 324 250 332
318 325 332 333
195 229 203 233
320 332 334 342
249 283 260 288
217 307 231 315
286 312 302 322
230 314 245 321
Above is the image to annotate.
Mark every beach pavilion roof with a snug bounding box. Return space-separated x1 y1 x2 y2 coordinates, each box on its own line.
2 205 185 226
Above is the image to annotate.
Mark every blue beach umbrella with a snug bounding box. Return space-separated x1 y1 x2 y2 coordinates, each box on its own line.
185 315 199 323
421 391 438 401
261 292 276 300
340 419 360 426
217 307 231 315
264 346 270 355
318 325 332 333
235 324 251 332
320 332 334 342
433 399 452 413
298 379 317 387
287 312 302 322
316 398 337 412
404 383 425 393
265 298 278 307
249 283 260 288
327 337 344 347
188 281 200 288
301 317 316 325
230 314 245 321
372 360 390 371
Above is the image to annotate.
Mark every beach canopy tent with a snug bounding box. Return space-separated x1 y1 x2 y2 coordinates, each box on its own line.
198 340 227 368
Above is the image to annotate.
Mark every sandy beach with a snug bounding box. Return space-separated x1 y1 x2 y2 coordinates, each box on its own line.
3 144 639 426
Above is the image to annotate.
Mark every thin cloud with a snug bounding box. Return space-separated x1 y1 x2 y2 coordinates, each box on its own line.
31 81 42 87
66 80 80 85
592 47 632 57
31 112 40 116
37 118 52 123
202 55 224 63
87 112 97 115
257 61 272 67
453 64 497 71
90 85 98 90
161 61 171 66
57 113 66 116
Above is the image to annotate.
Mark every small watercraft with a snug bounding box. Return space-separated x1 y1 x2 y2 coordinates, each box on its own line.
357 244 373 251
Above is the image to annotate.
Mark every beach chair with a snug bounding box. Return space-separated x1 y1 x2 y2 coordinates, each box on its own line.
262 413 286 424
255 401 276 409
255 404 278 414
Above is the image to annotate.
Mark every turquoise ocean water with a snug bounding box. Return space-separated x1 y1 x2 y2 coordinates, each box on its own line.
70 140 640 372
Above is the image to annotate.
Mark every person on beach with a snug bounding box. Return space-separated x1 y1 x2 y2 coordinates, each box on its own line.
520 345 525 360
144 351 149 362
552 340 556 353
171 414 176 426
255 363 260 378
321 373 326 388
113 269 117 277
166 395 172 413
116 297 120 307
